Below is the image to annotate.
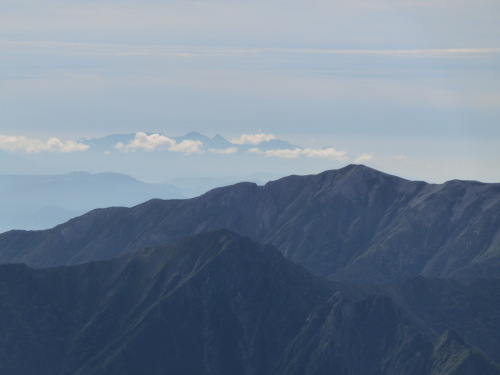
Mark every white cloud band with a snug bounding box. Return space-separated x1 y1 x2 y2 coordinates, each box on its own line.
115 132 174 152
250 147 348 161
230 133 277 145
390 154 408 161
208 147 238 154
353 154 374 164
0 134 89 153
116 132 203 154
169 140 203 154
3 41 500 58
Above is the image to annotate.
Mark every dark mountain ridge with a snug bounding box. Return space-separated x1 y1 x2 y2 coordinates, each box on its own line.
1 164 498 283
1 230 497 375
0 231 334 374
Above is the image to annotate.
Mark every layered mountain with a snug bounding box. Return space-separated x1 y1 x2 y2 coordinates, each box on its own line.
1 230 497 375
1 165 498 283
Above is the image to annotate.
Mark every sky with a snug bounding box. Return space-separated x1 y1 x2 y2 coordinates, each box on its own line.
1 0 500 183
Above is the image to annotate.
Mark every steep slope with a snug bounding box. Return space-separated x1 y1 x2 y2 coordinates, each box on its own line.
429 330 500 375
1 230 497 375
277 294 500 375
277 293 433 375
383 276 500 363
0 230 331 375
1 165 499 282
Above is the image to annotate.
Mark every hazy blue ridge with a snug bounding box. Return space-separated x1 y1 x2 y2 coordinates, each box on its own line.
0 172 183 233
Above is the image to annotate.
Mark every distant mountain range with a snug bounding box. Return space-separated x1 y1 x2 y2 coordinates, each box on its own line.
1 165 499 374
79 131 300 153
0 131 343 183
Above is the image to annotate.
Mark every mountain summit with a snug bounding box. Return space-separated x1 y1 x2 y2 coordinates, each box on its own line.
1 165 499 282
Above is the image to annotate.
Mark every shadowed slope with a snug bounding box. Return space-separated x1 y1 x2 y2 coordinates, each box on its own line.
1 230 498 375
0 230 330 375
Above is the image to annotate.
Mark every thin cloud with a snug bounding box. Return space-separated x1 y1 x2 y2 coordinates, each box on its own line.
3 41 500 58
0 134 89 153
390 154 408 161
231 133 277 145
353 154 374 164
302 148 348 160
208 147 238 154
115 132 174 152
249 147 301 159
169 140 203 154
116 132 203 154
281 47 500 56
250 147 348 161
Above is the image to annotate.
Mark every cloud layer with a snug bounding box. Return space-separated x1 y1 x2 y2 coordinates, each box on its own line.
115 132 203 154
249 147 348 161
208 147 238 154
230 133 277 145
0 134 89 153
107 132 355 163
390 154 408 161
353 154 374 164
115 132 174 151
1 131 359 164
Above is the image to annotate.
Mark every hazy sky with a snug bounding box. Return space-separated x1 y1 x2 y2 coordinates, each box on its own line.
1 0 500 182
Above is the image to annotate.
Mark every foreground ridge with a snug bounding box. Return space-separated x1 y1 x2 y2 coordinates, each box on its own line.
0 230 498 375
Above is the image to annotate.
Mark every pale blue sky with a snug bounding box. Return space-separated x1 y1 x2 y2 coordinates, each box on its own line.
1 0 499 182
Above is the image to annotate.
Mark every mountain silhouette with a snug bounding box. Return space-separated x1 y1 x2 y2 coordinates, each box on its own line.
1 165 498 283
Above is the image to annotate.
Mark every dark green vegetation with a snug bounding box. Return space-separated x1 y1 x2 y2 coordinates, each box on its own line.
1 231 498 375
0 165 499 374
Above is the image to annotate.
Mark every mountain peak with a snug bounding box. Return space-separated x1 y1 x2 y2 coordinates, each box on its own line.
1 166 499 283
336 163 392 177
172 131 211 143
184 131 204 138
212 133 227 141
